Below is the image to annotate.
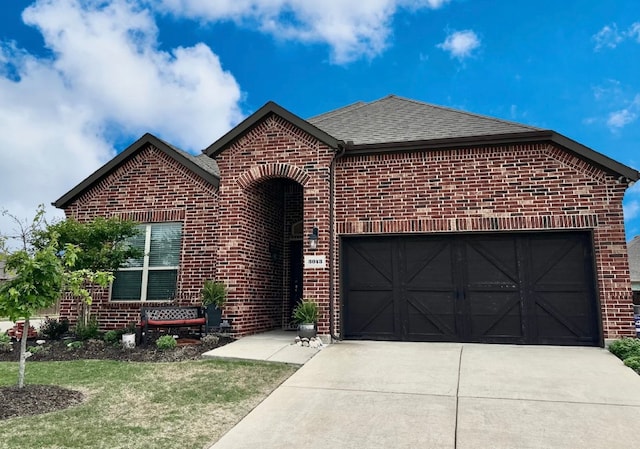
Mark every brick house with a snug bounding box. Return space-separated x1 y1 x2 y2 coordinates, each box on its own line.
54 95 639 346
0 260 9 283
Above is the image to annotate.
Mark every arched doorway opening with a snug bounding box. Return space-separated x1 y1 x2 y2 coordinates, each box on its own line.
244 177 303 330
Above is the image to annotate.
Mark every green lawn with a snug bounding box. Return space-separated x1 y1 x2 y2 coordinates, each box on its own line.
0 359 297 449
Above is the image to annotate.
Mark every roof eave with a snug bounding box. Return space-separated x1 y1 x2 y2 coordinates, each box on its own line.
203 101 341 157
53 133 220 209
343 130 640 181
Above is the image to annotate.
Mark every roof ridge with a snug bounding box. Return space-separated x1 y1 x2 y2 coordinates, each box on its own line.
378 94 542 131
390 95 545 131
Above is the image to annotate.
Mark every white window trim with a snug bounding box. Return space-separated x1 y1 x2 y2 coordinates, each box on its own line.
111 223 180 302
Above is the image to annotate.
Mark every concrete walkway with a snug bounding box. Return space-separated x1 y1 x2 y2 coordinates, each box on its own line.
208 341 640 449
202 330 322 364
0 319 44 334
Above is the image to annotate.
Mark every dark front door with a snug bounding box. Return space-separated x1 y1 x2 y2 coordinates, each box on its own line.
342 232 599 346
288 240 303 325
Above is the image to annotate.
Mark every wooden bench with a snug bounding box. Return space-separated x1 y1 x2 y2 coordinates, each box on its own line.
139 306 205 343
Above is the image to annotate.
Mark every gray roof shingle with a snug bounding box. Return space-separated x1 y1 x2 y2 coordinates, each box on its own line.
54 133 220 209
156 137 220 177
628 236 640 284
308 95 540 145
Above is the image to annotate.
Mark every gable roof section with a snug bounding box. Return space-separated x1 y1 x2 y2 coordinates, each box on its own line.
308 95 639 181
629 236 640 285
53 133 220 209
204 101 341 157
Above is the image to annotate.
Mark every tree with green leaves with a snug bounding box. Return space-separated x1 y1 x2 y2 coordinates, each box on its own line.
0 207 115 388
33 216 142 272
33 215 141 326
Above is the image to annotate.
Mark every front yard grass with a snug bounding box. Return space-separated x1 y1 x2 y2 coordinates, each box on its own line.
0 359 297 449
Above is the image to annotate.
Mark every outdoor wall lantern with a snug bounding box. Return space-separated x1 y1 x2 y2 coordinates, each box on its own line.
308 227 319 250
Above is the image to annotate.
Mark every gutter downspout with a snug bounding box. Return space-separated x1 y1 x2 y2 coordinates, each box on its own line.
329 141 348 341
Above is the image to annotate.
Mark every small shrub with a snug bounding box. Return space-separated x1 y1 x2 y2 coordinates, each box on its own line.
201 280 227 308
27 345 50 355
624 356 640 374
39 317 70 340
292 299 319 324
608 338 640 361
0 333 13 353
66 341 84 351
86 338 105 351
75 316 100 341
156 335 177 350
103 330 120 346
201 334 219 347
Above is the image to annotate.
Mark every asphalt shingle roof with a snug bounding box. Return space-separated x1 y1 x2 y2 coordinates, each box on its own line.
308 95 540 145
53 133 220 209
628 236 640 284
157 137 220 177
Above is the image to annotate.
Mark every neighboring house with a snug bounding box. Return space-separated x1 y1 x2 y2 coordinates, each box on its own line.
628 236 640 307
0 260 8 283
53 95 640 346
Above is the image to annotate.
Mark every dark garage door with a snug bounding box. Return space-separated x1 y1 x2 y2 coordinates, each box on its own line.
342 232 599 346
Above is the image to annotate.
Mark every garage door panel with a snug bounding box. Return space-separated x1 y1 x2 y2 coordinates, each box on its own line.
403 239 454 286
465 239 519 285
406 293 457 339
345 239 394 286
344 291 396 338
342 232 599 346
529 237 588 286
467 292 523 341
534 292 597 340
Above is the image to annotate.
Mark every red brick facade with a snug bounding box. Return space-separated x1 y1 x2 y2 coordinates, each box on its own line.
62 145 218 329
213 115 333 336
58 110 636 342
333 143 635 340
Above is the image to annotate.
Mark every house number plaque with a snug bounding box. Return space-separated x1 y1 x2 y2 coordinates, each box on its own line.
304 255 326 269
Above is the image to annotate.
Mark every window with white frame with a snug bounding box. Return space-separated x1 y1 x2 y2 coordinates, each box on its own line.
111 222 182 301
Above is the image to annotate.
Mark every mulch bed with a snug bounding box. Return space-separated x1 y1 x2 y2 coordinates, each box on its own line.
0 385 84 420
0 335 233 420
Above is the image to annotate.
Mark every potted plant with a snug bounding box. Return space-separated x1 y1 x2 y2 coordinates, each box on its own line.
201 280 227 332
292 299 319 339
121 322 137 348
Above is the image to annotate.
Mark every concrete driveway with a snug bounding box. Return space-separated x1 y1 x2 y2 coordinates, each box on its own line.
209 341 640 449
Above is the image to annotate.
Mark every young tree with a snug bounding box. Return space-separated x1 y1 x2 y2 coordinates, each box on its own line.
0 207 115 388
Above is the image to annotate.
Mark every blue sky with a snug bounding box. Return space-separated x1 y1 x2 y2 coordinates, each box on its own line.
1 0 639 239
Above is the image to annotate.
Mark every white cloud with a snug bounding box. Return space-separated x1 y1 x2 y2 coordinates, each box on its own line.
593 22 640 50
606 94 640 131
154 0 452 64
607 109 637 129
437 30 480 60
592 24 624 50
629 22 640 42
0 0 242 239
588 81 640 132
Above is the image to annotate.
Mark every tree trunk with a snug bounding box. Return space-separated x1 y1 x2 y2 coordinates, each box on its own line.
80 282 95 326
18 317 29 388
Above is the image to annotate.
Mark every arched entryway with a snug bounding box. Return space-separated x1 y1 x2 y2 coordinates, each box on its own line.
243 177 304 330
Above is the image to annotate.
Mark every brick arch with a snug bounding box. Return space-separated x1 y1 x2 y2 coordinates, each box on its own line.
236 163 311 189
